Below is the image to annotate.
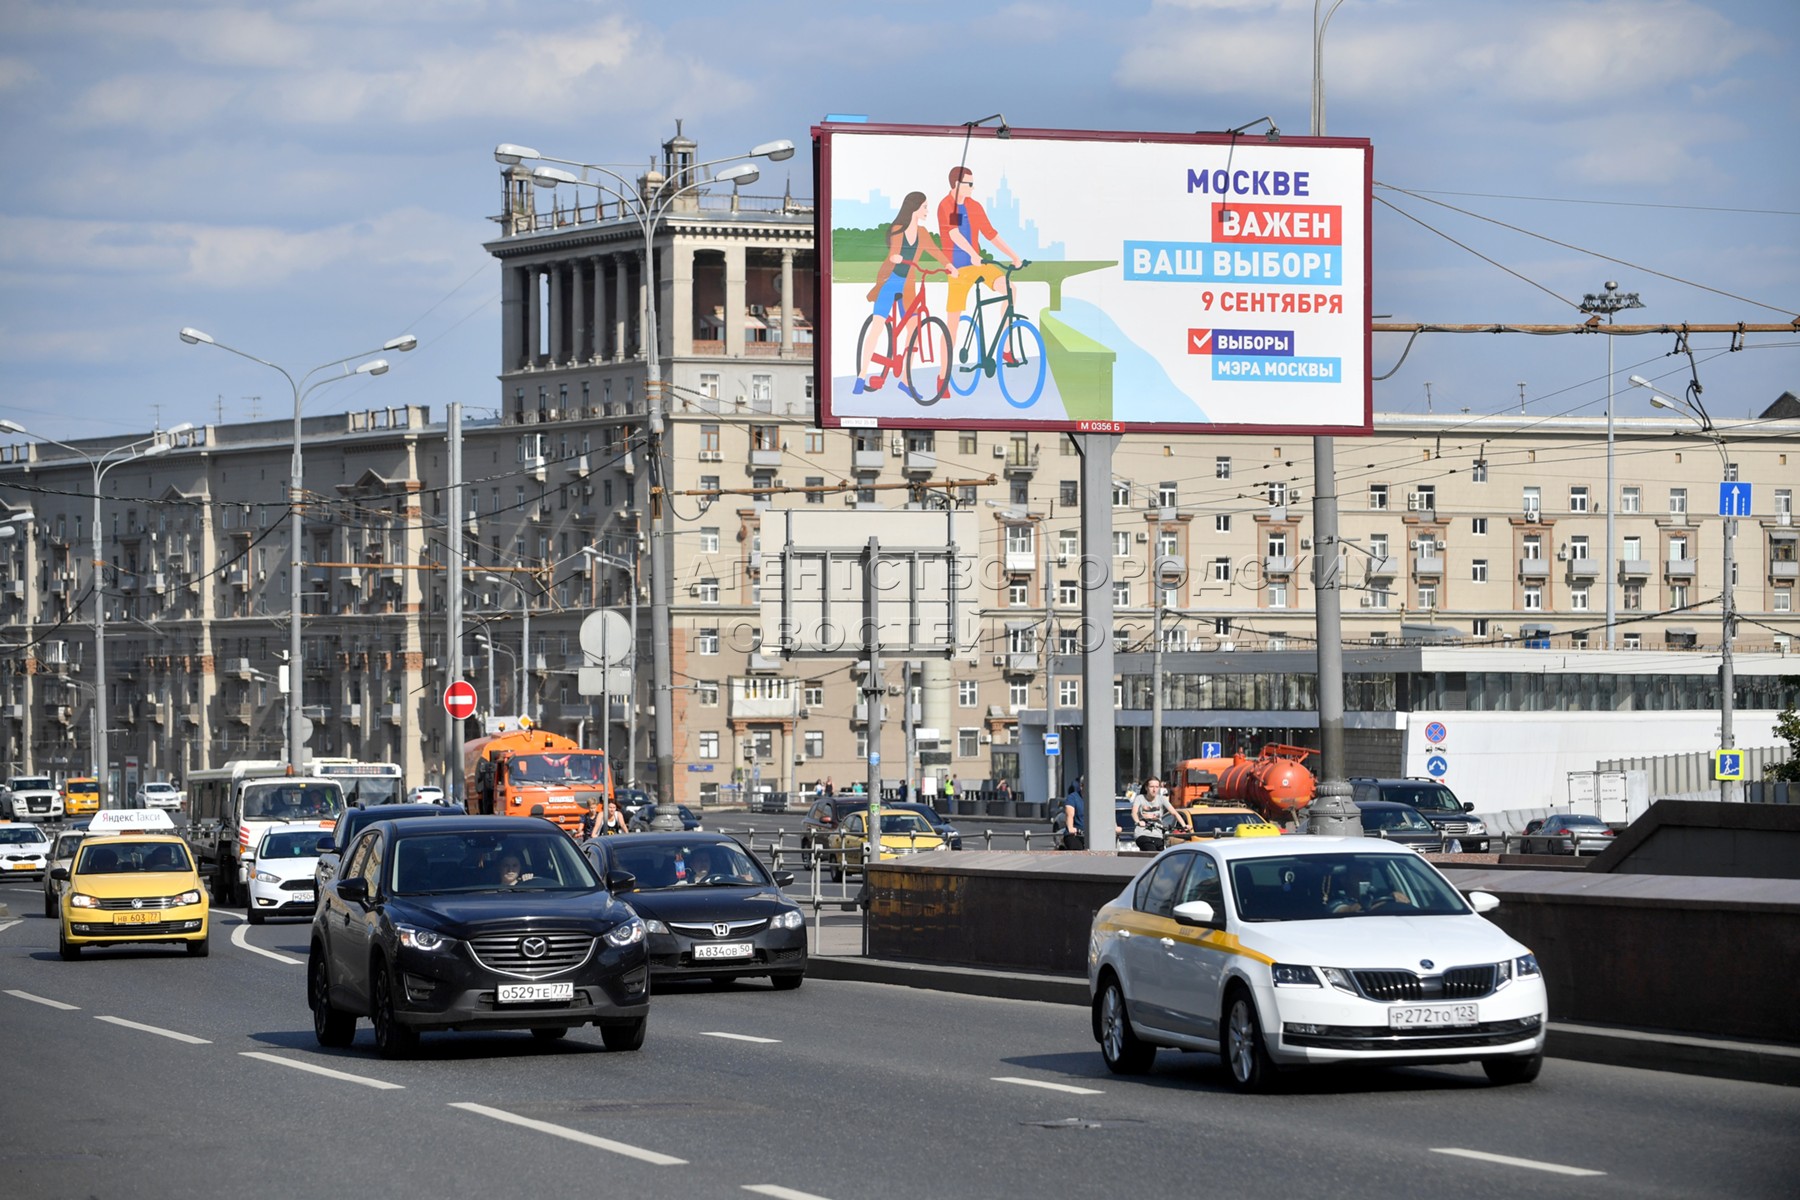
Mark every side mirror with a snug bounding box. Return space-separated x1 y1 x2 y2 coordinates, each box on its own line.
50 866 69 882
774 871 795 887
605 869 637 893
1466 890 1500 914
1172 899 1218 926
1462 801 1475 812
316 837 335 854
335 877 368 903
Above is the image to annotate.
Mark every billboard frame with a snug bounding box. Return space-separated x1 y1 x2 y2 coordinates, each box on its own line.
812 120 1374 438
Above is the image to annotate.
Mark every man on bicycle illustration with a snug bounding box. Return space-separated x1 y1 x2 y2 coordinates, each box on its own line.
936 166 1024 359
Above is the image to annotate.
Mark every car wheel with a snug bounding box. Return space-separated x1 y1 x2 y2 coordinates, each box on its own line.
58 933 81 961
1482 1051 1544 1086
531 1026 570 1042
186 934 210 957
600 1015 646 1052
43 891 55 919
309 944 356 1048
771 972 804 991
371 961 418 1059
1223 988 1276 1093
1097 978 1155 1074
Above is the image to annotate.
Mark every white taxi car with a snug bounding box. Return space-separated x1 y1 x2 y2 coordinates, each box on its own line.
0 822 52 879
1089 837 1547 1091
246 822 327 924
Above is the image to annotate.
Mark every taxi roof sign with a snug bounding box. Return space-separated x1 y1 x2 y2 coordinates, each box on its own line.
86 809 176 834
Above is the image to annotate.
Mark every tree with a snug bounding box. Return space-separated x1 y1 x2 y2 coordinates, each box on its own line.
1769 676 1800 782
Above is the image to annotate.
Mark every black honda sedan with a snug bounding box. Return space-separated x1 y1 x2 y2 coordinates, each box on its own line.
308 815 650 1058
582 832 807 989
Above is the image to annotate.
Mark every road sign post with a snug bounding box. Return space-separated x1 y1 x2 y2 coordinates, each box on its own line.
1717 482 1752 517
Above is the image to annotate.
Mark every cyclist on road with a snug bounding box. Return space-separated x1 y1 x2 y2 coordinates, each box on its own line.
854 190 949 395
936 165 1024 354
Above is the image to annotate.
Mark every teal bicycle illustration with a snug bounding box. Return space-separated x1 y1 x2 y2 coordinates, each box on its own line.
947 260 1046 409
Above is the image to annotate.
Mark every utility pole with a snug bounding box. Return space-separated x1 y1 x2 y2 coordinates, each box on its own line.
446 401 465 799
1578 282 1645 651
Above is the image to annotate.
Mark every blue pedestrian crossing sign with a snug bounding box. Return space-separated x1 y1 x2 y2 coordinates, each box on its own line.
1718 483 1752 517
1425 755 1449 778
1201 741 1222 758
1712 749 1743 781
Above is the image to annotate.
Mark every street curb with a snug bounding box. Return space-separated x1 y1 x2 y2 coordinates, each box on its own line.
810 956 1800 1087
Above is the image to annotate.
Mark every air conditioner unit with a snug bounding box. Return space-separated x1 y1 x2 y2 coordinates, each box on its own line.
698 450 722 462
1556 547 1569 560
979 731 992 744
992 445 1005 458
1360 596 1373 607
1056 553 1070 566
545 409 560 422
689 584 702 596
1299 538 1312 550
1134 532 1148 543
1406 493 1428 511
843 493 857 505
992 655 1005 666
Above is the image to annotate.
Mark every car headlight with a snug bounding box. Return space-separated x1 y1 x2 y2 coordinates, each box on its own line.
253 870 279 884
771 909 804 930
642 918 669 935
174 890 203 906
70 892 100 909
1514 953 1540 980
395 923 457 952
1466 819 1488 834
1317 966 1359 994
1271 963 1322 987
604 916 646 947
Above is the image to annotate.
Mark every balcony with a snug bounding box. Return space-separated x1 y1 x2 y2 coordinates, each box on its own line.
1665 558 1698 579
1567 557 1599 579
1004 548 1037 573
1003 445 1038 477
851 449 883 471
1618 558 1652 578
382 703 403 723
729 678 801 720
1770 561 1799 580
346 702 364 723
1364 556 1397 579
1263 555 1295 576
749 447 782 469
1413 554 1444 576
1518 558 1550 579
747 651 783 673
903 450 936 475
227 702 253 725
1156 554 1186 578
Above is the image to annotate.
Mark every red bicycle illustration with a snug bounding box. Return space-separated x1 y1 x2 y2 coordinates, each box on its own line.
853 267 951 405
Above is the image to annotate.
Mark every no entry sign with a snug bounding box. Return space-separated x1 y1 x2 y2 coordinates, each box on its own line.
444 680 479 720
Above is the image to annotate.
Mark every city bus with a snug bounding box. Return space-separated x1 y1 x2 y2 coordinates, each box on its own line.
188 760 345 905
307 758 404 807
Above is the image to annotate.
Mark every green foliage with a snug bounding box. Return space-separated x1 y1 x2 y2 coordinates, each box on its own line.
1770 697 1800 781
833 227 891 264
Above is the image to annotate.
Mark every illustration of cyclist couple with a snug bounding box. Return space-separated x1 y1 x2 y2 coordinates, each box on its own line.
852 164 1044 408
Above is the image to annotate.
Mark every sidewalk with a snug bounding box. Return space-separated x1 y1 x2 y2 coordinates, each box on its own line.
803 908 1800 1088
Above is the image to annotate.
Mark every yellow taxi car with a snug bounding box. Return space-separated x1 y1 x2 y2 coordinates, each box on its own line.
61 777 101 819
53 832 210 960
827 808 945 881
1175 806 1284 840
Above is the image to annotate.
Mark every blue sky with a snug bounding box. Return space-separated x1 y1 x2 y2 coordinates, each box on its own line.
0 0 1794 440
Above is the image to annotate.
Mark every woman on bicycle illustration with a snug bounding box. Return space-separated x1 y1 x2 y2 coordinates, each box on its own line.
853 191 949 395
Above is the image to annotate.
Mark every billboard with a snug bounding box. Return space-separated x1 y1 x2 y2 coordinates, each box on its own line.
813 122 1373 436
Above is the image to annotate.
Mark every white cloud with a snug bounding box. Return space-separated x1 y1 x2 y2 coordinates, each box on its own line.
0 56 40 90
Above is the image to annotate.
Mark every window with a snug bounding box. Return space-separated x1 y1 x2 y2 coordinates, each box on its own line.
1623 535 1642 560
1623 583 1643 611
1057 579 1078 605
1370 533 1389 558
1215 514 1231 533
1471 517 1488 536
1212 557 1231 582
958 680 978 707
958 433 978 454
1113 582 1132 606
699 374 720 400
1570 587 1590 611
1215 456 1232 479
699 527 719 554
695 628 719 655
700 474 720 498
1416 584 1436 609
805 476 824 504
805 731 825 758
1368 484 1389 511
1670 584 1688 608
1158 481 1178 508
1472 618 1490 637
1776 489 1793 516
699 424 720 454
1112 481 1131 507
1624 633 1641 650
1369 587 1391 609
1157 530 1179 557
1523 586 1543 611
1008 681 1029 710
698 731 719 759
1569 535 1590 560
1669 488 1687 516
1265 481 1287 506
750 423 779 452
1471 559 1488 582
1472 459 1488 483
1113 531 1131 557
1724 461 1739 482
1060 480 1079 507
1007 581 1028 606
855 730 868 759
1569 486 1589 513
805 430 824 453
957 728 979 758
1058 679 1080 707
750 374 773 402
1005 524 1035 559
1214 618 1232 635
1058 530 1078 558
696 681 719 706
1269 582 1288 608
1775 591 1792 613
1523 486 1541 518
1620 486 1640 514
1669 533 1689 559
696 578 719 604
1523 536 1542 560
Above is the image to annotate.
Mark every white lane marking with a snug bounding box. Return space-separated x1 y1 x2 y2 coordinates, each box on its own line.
94 1015 211 1044
1432 1148 1606 1177
6 989 79 1010
212 910 244 923
240 1051 404 1090
0 919 22 933
230 921 303 965
449 1102 687 1165
700 1031 781 1044
744 1187 836 1200
991 1076 1104 1095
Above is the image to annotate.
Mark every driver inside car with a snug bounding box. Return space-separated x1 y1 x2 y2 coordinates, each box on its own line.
1330 860 1407 914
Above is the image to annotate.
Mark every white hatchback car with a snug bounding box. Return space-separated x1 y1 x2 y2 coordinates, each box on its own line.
246 822 328 925
1089 837 1547 1091
137 781 185 811
406 785 445 805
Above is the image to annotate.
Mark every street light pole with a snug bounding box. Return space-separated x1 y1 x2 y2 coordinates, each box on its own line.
1579 283 1645 650
1632 375 1737 802
498 135 794 807
583 547 640 788
181 328 415 769
482 573 531 720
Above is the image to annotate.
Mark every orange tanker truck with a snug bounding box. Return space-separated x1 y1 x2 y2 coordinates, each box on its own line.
1170 744 1317 825
463 719 615 834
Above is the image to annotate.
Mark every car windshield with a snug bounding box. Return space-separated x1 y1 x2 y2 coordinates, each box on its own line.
259 831 326 859
55 833 87 857
66 781 99 796
877 813 934 835
389 831 598 895
76 842 193 874
1362 806 1432 832
11 778 51 790
243 783 345 821
1558 815 1607 829
1380 783 1461 812
1230 853 1468 921
509 753 608 784
1190 813 1256 834
0 827 49 846
605 841 768 890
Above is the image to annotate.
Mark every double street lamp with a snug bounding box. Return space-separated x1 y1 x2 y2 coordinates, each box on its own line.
1630 374 1739 802
179 328 415 769
492 134 794 805
2 419 191 803
480 573 531 719
1579 282 1645 649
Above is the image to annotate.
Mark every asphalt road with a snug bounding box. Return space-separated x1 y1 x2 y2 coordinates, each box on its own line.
2 882 1796 1200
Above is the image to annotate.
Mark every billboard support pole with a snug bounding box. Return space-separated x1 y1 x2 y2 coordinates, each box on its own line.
1077 434 1117 852
861 536 885 809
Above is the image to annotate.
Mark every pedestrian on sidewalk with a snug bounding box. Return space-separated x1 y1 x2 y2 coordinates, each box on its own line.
1061 780 1086 851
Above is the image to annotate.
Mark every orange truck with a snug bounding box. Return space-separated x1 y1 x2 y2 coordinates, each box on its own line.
1170 744 1317 826
463 720 615 834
